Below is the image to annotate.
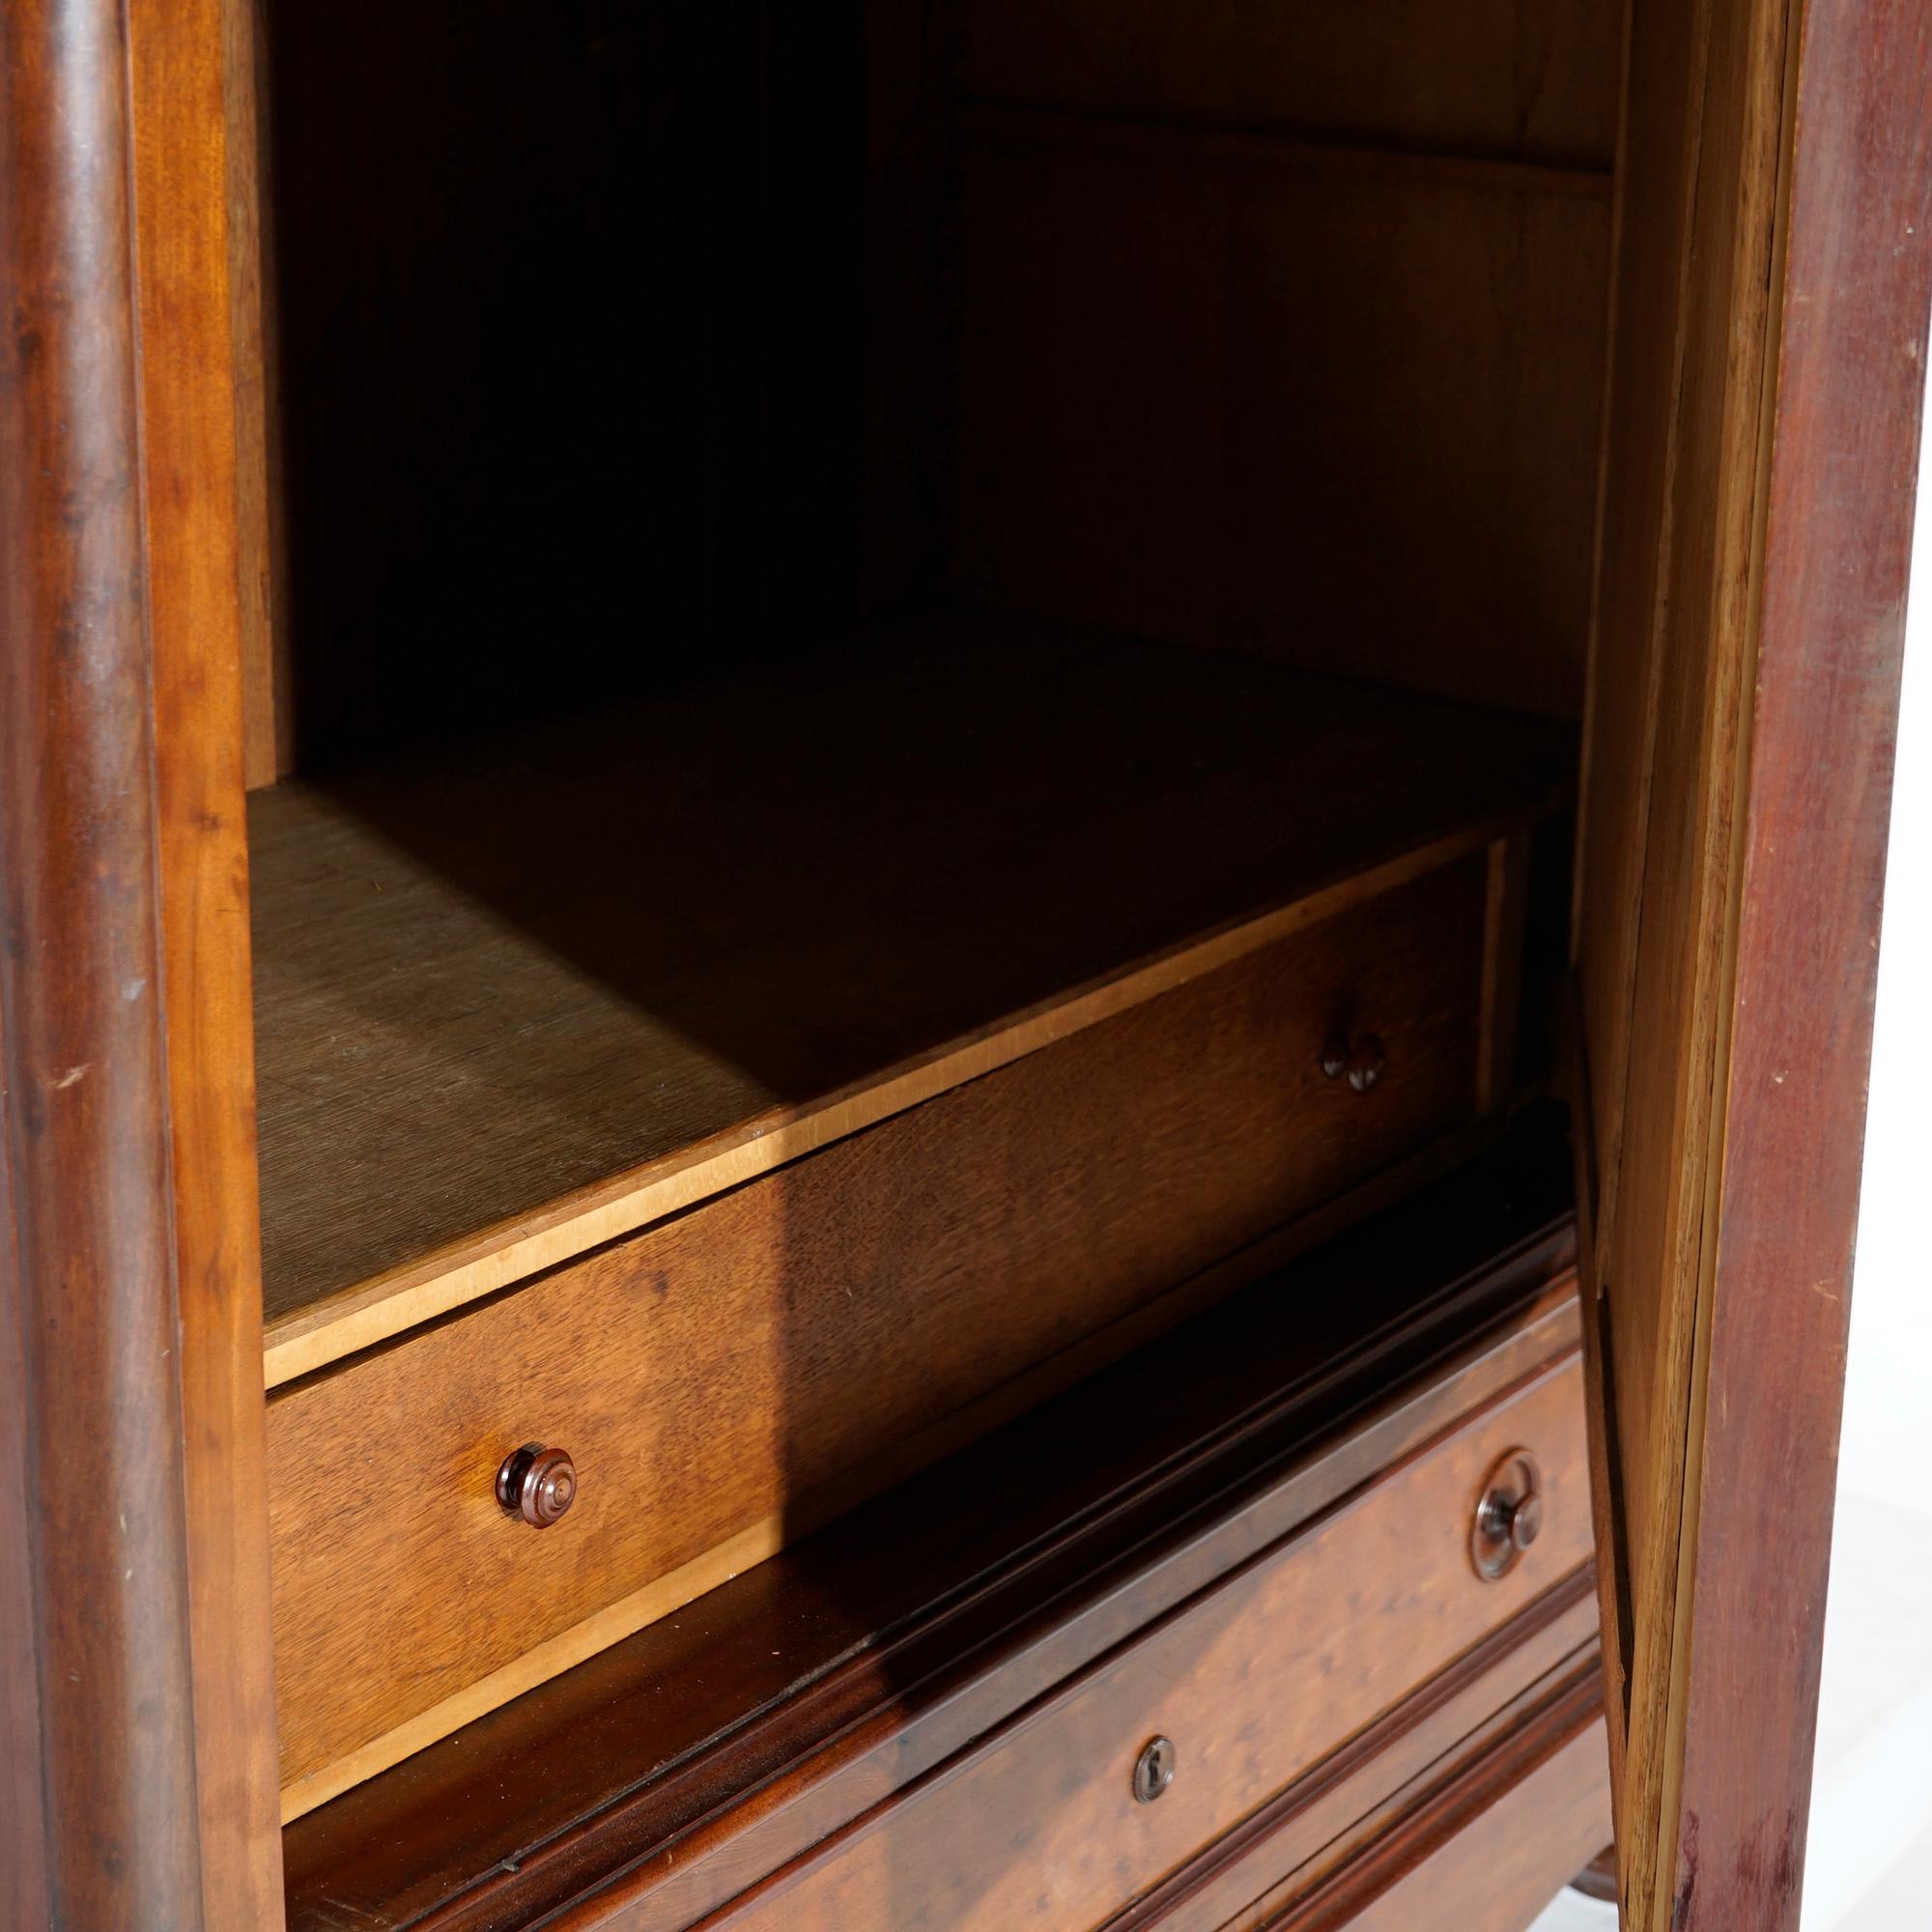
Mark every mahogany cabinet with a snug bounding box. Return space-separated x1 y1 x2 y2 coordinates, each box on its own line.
2 0 1927 1927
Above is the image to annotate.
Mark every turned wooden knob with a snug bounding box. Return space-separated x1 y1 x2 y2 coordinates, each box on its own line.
1471 1448 1543 1581
1321 1030 1388 1094
496 1443 578 1527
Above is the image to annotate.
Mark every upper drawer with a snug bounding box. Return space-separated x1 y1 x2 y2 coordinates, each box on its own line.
708 1354 1591 1932
270 851 1495 1813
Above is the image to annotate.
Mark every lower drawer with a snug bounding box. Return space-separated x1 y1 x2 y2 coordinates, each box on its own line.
1116 1598 1605 1932
1255 1714 1609 1932
270 851 1495 1811
706 1353 1589 1932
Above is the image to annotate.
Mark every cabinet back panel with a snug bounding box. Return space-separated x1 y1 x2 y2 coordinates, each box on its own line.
243 0 1619 770
953 132 1610 716
953 0 1621 169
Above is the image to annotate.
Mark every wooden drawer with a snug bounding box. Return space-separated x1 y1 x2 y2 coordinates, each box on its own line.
705 1354 1590 1931
270 853 1495 1812
1109 1592 1605 1932
1259 1716 1609 1932
279 1147 1582 1931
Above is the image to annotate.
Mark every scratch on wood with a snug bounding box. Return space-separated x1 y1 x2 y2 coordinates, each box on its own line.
1672 1810 1699 1930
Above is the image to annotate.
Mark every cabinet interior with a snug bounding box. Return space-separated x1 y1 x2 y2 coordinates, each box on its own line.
241 0 1616 1369
211 0 1657 1861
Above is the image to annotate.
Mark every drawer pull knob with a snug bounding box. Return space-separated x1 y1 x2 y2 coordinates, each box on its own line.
1471 1449 1543 1581
496 1443 578 1528
1132 1735 1177 1804
1321 1030 1388 1094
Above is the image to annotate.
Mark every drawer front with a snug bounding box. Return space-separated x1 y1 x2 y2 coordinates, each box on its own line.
706 1358 1590 1932
270 855 1491 1809
1258 1718 1609 1932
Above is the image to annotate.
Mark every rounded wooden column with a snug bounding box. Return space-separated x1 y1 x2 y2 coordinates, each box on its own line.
0 2 208 1923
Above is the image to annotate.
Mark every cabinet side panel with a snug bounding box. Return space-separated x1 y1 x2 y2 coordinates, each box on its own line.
1577 0 1932 1925
128 0 288 1919
1601 0 1795 1914
1672 1 1932 1927
1574 0 1798 1920
1571 0 1703 1281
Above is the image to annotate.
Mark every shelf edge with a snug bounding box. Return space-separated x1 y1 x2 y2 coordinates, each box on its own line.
263 817 1529 1387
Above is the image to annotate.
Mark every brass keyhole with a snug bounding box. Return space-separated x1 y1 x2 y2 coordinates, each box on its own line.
1133 1734 1177 1804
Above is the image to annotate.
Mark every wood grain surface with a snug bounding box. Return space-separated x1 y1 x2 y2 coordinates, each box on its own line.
1575 0 1733 1850
250 622 1572 1376
1266 1703 1608 1932
270 855 1491 1810
1571 0 1795 1896
239 0 1611 761
0 1123 48 1930
518 1290 1588 1932
0 4 208 1920
693 1360 1590 1932
952 129 1608 720
281 1132 1577 1929
1664 1 1932 1927
1104 1586 1601 1932
1573 0 1932 1922
126 0 289 1918
226 0 291 790
12 0 1919 1918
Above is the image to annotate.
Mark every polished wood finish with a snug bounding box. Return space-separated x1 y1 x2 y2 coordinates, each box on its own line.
270 853 1501 1812
227 0 291 791
250 629 1570 1380
1 10 284 1918
1573 1 1794 1849
1661 3 1932 1926
702 1362 1588 1932
1264 1706 1608 1932
1572 0 1932 1922
0 3 208 1920
0 1141 49 1930
3 0 1924 1915
126 0 289 1918
1104 1591 1602 1932
282 1140 1578 1929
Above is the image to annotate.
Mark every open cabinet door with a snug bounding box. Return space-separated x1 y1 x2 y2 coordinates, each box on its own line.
1574 0 1932 1926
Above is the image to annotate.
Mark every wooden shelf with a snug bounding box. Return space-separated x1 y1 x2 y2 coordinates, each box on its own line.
250 611 1573 1382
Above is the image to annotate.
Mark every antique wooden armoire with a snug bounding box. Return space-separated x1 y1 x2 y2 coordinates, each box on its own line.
2 0 1928 1927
